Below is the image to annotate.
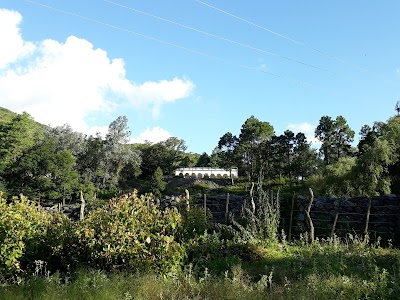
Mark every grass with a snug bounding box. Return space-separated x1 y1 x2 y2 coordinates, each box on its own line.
2 235 399 300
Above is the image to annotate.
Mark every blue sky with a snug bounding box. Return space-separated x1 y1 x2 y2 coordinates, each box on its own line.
0 0 399 154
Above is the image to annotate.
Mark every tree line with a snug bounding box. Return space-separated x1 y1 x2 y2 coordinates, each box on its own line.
0 113 190 202
0 106 399 202
200 109 400 197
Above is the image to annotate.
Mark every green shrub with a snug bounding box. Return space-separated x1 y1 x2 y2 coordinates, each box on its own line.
184 231 265 275
0 193 51 280
185 231 239 274
186 182 210 194
178 206 212 240
96 187 121 200
32 212 78 273
232 190 280 244
150 167 166 198
76 191 184 273
223 182 249 195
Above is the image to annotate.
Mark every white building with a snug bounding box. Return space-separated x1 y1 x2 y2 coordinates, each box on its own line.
174 167 238 178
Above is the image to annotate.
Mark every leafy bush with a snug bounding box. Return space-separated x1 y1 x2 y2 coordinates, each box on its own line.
184 230 266 275
32 212 78 273
96 186 121 200
150 167 166 198
0 193 51 280
184 231 240 274
178 206 212 240
75 191 184 273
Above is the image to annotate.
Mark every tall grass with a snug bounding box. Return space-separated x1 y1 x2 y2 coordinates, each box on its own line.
2 235 399 300
232 190 280 243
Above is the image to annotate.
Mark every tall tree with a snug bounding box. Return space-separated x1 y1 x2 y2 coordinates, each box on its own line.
78 133 104 186
333 116 355 160
315 115 354 165
180 152 200 168
78 116 141 190
218 132 239 184
291 133 320 181
5 138 80 202
0 112 43 173
139 143 168 178
196 152 211 167
238 116 274 184
272 130 295 180
139 137 187 178
45 124 86 157
315 116 334 165
208 147 223 168
380 116 400 194
357 122 384 156
353 138 394 196
161 137 187 174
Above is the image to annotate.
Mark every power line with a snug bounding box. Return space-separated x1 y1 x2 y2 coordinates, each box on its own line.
194 0 380 78
25 0 314 87
195 0 305 46
104 0 339 76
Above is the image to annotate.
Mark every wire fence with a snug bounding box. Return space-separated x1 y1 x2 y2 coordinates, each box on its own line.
193 193 400 242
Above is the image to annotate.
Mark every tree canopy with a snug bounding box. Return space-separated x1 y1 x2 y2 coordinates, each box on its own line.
1 106 400 200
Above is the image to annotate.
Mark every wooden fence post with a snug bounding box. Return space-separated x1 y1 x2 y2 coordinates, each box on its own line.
364 198 372 242
288 192 296 242
225 193 230 223
185 189 190 211
305 188 315 242
80 190 85 221
331 211 340 239
250 182 255 213
203 193 207 218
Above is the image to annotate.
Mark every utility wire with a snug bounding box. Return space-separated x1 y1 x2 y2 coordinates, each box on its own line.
104 0 338 76
25 0 314 87
194 0 380 77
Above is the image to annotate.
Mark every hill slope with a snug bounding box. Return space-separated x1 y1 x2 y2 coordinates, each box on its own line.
0 107 17 124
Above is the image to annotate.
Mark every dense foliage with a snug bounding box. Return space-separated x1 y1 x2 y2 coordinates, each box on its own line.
0 192 186 280
1 191 400 299
1 104 400 200
0 194 51 280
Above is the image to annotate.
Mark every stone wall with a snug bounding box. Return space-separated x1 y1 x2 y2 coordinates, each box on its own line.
295 194 400 243
104 192 400 244
161 193 246 223
161 193 400 243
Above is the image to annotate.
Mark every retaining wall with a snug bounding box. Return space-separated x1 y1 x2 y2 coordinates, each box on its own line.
295 194 400 243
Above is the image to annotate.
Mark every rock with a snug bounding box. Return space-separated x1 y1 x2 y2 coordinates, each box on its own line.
355 207 364 214
325 203 333 210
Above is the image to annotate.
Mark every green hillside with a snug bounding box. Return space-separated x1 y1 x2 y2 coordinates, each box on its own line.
0 107 17 123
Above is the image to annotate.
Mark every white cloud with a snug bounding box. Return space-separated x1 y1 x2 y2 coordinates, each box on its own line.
125 78 195 118
287 122 321 146
0 9 35 69
86 125 110 138
0 8 194 135
130 126 171 144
